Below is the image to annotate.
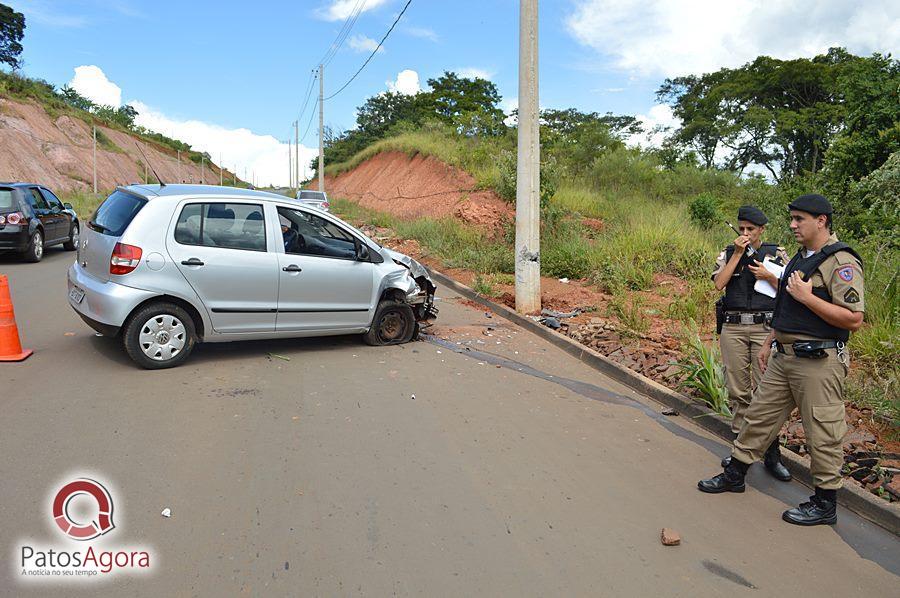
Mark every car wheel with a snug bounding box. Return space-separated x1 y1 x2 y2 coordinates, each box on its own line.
23 230 43 263
123 302 197 369
363 300 416 346
63 223 79 251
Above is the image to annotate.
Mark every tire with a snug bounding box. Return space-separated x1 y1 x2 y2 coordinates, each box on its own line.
63 222 79 251
363 300 416 346
123 302 197 369
22 230 43 263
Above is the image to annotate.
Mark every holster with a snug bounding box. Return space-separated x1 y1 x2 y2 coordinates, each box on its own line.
715 297 725 335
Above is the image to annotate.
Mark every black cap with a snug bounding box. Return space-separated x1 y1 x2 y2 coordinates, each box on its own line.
737 205 768 225
788 194 833 215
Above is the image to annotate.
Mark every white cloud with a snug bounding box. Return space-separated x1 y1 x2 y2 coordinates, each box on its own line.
456 67 494 81
627 104 679 149
131 101 317 187
348 34 383 53
566 0 900 78
69 65 122 107
387 69 421 95
501 97 518 126
404 26 439 42
316 0 390 21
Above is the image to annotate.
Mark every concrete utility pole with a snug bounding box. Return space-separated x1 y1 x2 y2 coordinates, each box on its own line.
288 139 293 189
515 0 540 314
318 63 325 192
295 120 300 191
92 125 97 193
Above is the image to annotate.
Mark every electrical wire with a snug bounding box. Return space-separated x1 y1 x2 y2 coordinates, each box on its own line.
300 98 319 143
318 0 368 67
324 0 413 101
295 70 318 126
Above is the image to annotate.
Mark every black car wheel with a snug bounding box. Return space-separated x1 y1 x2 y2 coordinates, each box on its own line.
363 300 416 346
63 222 79 251
123 302 197 369
23 230 43 263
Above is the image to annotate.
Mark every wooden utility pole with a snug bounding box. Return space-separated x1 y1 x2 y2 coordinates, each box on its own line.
515 0 540 314
318 64 324 192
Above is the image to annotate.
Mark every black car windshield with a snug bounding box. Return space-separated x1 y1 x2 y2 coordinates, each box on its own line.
89 190 147 236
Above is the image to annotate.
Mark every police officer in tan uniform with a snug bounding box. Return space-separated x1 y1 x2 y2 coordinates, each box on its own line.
712 206 791 482
698 194 865 526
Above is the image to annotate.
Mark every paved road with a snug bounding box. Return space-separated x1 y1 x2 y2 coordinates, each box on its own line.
1 248 898 596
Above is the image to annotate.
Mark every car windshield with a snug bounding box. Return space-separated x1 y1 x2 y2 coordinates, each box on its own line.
89 190 147 236
0 189 13 210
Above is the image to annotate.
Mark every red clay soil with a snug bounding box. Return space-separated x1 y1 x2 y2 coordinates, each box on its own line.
325 151 513 233
0 97 229 192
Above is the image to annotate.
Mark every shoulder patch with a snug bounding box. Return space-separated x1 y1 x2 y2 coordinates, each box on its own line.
843 288 860 304
837 266 854 282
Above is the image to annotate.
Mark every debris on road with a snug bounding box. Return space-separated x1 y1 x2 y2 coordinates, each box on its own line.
540 317 562 330
541 308 581 319
411 394 416 400
661 408 679 416
161 508 171 518
558 277 570 284
660 528 681 546
267 352 291 361
64 332 75 337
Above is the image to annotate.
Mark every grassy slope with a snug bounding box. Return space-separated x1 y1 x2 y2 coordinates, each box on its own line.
327 133 898 421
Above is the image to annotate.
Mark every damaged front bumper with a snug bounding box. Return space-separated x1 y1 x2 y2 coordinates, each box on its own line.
386 248 439 323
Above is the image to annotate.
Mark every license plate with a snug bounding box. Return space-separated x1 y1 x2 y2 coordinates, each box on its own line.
69 286 85 304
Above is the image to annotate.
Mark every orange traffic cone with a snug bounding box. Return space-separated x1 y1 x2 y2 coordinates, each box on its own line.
0 274 33 362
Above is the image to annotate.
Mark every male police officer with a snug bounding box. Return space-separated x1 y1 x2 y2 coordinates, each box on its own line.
711 206 791 482
698 194 865 526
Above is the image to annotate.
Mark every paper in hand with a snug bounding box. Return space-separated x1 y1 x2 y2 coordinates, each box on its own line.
754 255 785 298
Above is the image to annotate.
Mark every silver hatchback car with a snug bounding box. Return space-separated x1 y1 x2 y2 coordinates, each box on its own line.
67 185 437 369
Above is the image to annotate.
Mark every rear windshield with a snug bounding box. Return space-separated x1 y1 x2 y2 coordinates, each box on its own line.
0 189 14 210
89 190 147 236
298 190 325 200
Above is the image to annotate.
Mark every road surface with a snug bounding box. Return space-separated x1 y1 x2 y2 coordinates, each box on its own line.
1 248 897 596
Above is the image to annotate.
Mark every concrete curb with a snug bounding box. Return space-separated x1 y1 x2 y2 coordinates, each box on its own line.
430 268 900 537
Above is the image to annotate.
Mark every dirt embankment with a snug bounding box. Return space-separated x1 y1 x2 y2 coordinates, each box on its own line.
0 97 229 192
324 151 513 232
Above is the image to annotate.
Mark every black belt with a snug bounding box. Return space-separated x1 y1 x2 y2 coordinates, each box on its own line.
723 312 771 325
774 340 842 358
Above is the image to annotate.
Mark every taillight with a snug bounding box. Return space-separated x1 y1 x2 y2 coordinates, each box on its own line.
110 242 143 275
322 202 330 209
0 211 24 225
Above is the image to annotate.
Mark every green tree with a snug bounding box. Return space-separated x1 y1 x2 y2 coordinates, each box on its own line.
0 3 25 70
424 71 505 136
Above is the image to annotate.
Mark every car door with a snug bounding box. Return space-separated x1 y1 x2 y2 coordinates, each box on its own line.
39 187 70 242
274 205 375 332
26 187 59 241
166 201 279 334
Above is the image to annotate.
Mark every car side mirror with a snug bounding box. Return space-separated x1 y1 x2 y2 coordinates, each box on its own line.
356 242 370 261
64 202 73 210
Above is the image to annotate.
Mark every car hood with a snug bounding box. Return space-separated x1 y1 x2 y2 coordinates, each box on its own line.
383 248 434 286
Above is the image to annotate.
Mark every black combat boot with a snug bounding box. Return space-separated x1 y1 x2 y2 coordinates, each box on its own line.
782 488 837 526
698 458 749 493
763 439 792 481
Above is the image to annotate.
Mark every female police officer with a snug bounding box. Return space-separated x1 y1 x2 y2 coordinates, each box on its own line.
699 195 865 526
711 205 791 481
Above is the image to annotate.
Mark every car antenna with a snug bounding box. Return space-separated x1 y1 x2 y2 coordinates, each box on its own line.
134 141 165 187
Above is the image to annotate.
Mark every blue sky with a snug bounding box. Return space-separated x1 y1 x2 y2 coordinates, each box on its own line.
10 1 898 185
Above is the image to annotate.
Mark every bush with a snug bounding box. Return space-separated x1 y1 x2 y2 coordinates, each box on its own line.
688 192 721 227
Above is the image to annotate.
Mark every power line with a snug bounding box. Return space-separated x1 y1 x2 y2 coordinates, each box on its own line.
325 0 413 101
301 98 319 143
319 0 367 67
296 70 318 124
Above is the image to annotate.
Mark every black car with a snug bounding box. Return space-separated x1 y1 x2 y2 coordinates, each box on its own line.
0 183 79 262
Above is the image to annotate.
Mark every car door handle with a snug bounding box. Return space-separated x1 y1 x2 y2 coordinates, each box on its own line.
181 258 204 266
282 264 302 272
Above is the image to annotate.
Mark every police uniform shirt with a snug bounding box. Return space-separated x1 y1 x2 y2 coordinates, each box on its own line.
774 234 865 345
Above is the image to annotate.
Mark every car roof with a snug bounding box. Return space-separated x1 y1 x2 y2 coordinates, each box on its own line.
120 184 291 202
0 182 46 188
